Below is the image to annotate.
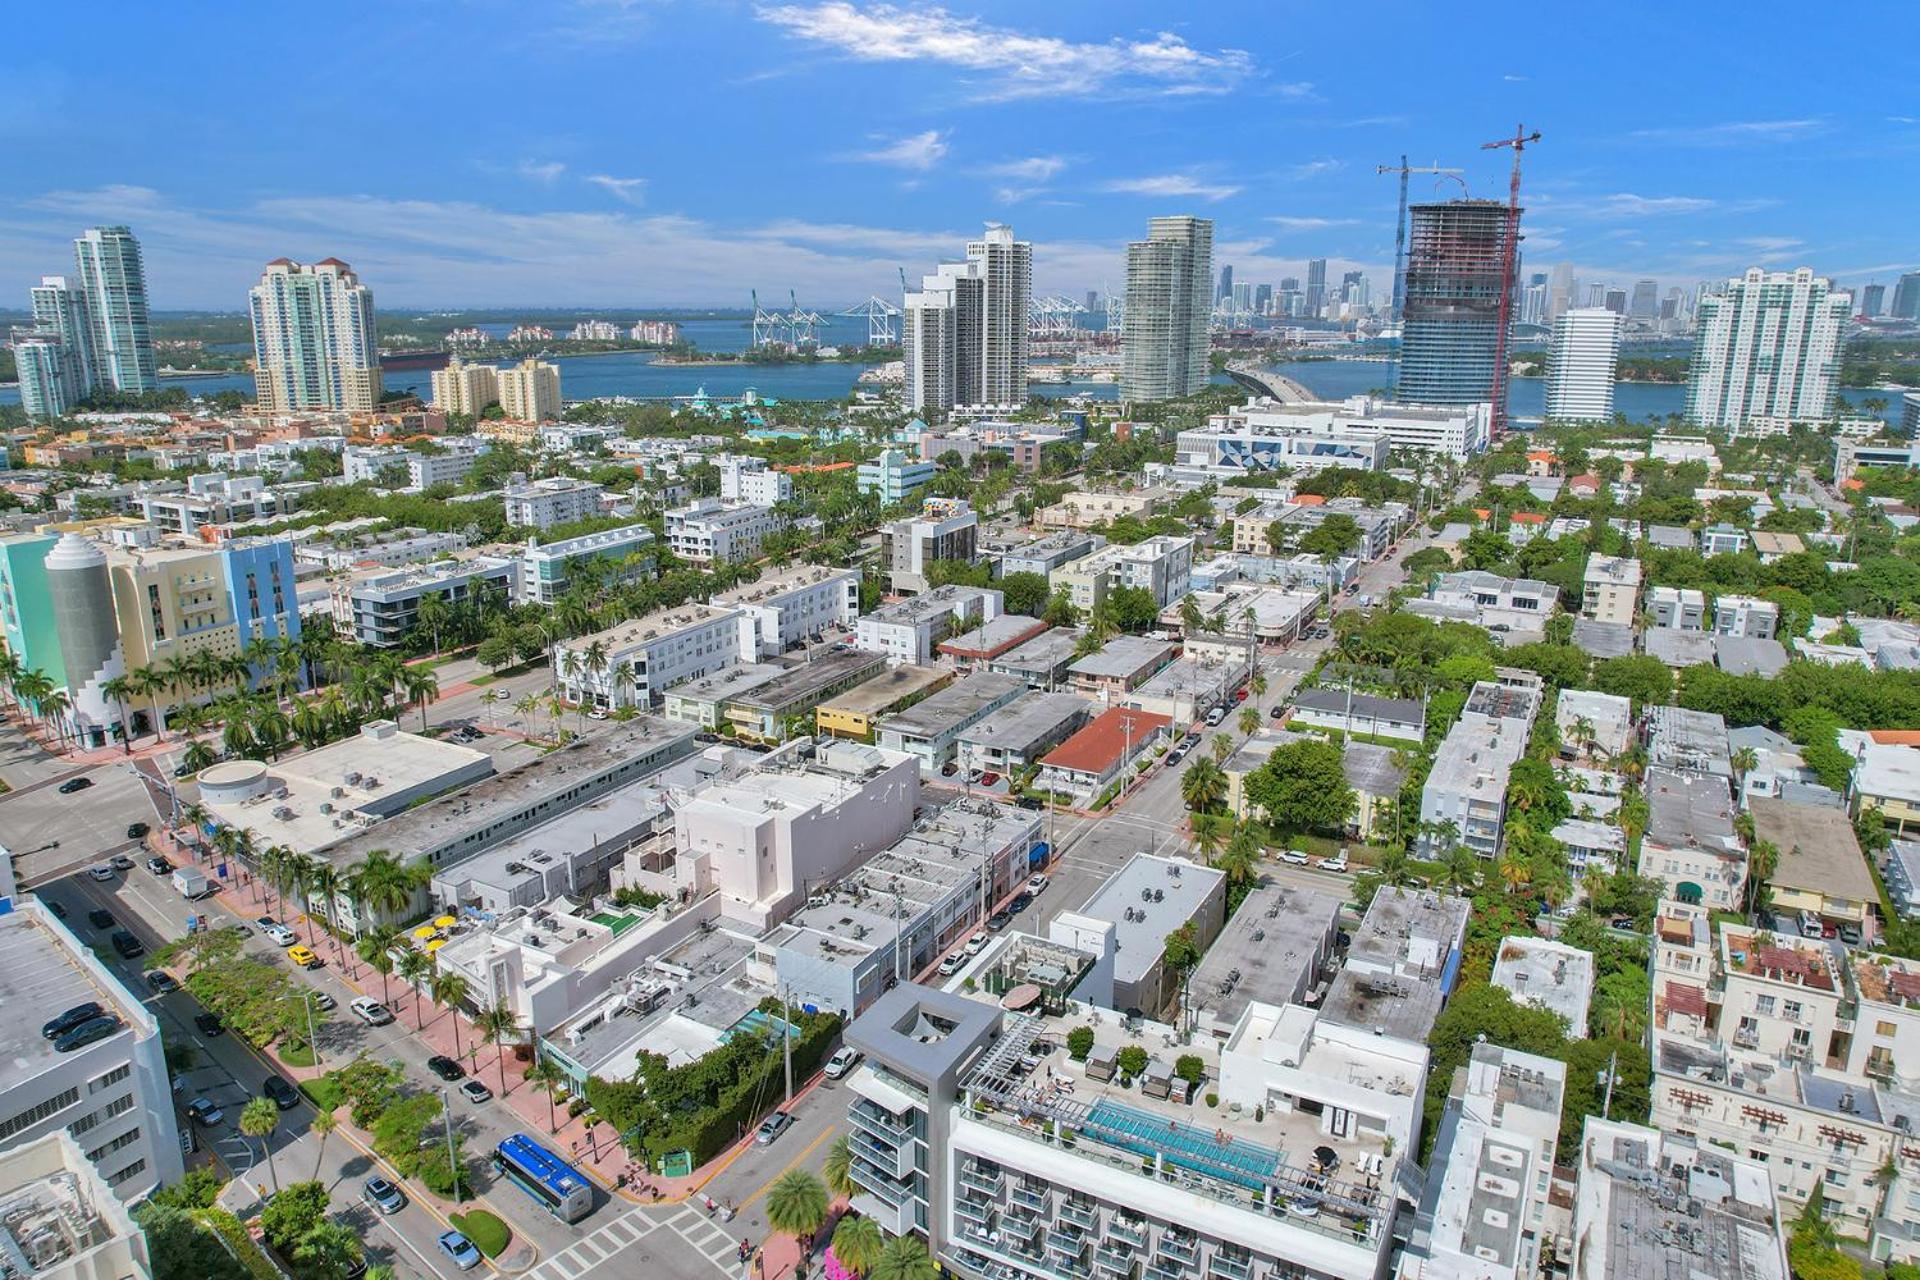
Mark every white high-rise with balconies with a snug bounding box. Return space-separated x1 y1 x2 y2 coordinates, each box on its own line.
72 227 156 394
1544 307 1622 422
248 258 382 412
903 225 1031 414
1122 216 1213 403
1685 267 1850 430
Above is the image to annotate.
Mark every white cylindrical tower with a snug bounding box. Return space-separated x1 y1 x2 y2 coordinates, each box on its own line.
44 532 125 747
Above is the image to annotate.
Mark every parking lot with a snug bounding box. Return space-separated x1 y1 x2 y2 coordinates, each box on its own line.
2 761 161 888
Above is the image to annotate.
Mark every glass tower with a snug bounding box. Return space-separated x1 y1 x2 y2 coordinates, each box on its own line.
1397 200 1515 407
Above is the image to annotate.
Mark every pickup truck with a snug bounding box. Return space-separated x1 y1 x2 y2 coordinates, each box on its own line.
172 867 214 900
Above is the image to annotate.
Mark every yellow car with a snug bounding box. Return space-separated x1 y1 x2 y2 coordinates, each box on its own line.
286 945 322 969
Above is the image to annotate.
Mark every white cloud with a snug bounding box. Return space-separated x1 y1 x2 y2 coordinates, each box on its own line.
1629 118 1826 145
1266 216 1360 230
1333 114 1407 128
1100 174 1241 202
756 3 1254 100
586 174 647 205
1502 73 1530 82
986 155 1067 182
844 129 949 170
517 159 567 184
1286 159 1342 179
1552 192 1719 219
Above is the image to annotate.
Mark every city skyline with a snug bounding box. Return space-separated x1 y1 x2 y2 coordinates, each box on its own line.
2 3 1912 308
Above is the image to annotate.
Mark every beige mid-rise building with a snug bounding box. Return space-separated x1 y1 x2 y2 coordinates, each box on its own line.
1581 553 1641 625
498 358 562 422
430 357 499 417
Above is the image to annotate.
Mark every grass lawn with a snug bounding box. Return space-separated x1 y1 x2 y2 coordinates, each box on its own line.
300 1075 345 1113
450 1209 512 1257
277 1040 316 1068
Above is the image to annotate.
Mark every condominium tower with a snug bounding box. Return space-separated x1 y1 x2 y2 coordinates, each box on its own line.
903 224 1031 414
498 357 563 422
431 356 500 417
1121 216 1213 402
1684 267 1850 430
1544 307 1622 421
1397 200 1515 407
12 227 157 419
248 258 382 412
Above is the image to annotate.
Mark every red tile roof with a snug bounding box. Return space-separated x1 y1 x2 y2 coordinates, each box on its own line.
1041 707 1172 775
1665 981 1708 1018
1869 730 1920 746
1289 494 1326 506
1510 511 1547 524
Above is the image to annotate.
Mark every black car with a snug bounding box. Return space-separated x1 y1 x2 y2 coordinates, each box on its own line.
1008 891 1034 915
126 822 150 840
88 909 115 930
57 777 92 794
54 1015 121 1053
145 970 179 993
172 762 195 778
110 930 145 959
47 900 68 920
1015 796 1045 811
42 1001 105 1041
263 1076 300 1110
427 1055 466 1082
146 856 172 875
195 1012 224 1037
987 909 1013 932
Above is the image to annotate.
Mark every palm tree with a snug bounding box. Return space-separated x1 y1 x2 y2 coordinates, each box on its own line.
831 1216 884 1277
1211 827 1261 887
871 1234 938 1280
1180 757 1228 813
40 689 72 749
357 927 400 1006
309 1110 338 1181
240 1096 281 1193
1375 844 1413 888
523 1053 566 1135
765 1169 829 1254
1237 706 1260 736
397 949 433 1029
823 1135 855 1200
308 862 346 961
1249 670 1268 699
432 973 472 1059
1497 853 1534 896
101 673 136 752
1746 839 1780 915
474 1001 522 1096
398 665 440 732
1210 733 1234 764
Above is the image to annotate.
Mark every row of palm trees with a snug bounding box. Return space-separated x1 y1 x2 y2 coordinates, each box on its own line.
764 1146 936 1280
0 652 73 745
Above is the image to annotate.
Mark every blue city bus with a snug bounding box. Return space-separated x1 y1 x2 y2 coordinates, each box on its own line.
491 1134 593 1223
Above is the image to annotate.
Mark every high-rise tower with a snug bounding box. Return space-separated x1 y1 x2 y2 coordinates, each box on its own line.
248 258 382 412
1545 308 1622 421
902 225 1031 414
1685 267 1849 430
1396 200 1515 407
72 227 157 393
1121 216 1214 402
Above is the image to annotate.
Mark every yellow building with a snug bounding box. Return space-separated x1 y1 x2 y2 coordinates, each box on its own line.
816 665 952 741
105 543 242 696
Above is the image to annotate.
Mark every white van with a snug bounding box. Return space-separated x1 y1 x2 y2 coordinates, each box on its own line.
1798 911 1824 939
1205 706 1225 726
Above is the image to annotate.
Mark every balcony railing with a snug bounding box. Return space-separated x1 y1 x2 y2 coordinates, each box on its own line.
961 1163 1005 1196
1159 1234 1199 1266
1095 1242 1136 1274
1108 1217 1149 1250
851 1100 915 1140
955 1196 996 1227
1060 1199 1099 1230
1145 1260 1190 1280
1012 1179 1054 1211
1208 1250 1253 1280
1049 1231 1091 1261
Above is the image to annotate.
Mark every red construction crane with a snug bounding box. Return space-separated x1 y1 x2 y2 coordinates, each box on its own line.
1481 124 1541 439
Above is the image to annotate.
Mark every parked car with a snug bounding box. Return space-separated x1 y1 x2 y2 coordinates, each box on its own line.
1280 849 1310 866
88 864 115 882
1008 890 1034 915
459 1079 493 1104
1269 705 1286 719
88 908 115 930
55 1016 122 1053
185 1097 224 1126
964 932 989 955
1026 874 1049 895
286 944 321 968
145 856 172 875
58 777 92 794
755 1110 794 1145
263 1077 300 1110
1319 853 1349 874
310 992 337 1012
46 901 67 920
363 1176 406 1216
438 1232 482 1271
145 970 179 994
824 1047 862 1079
126 822 150 840
256 915 281 929
1839 922 1864 946
427 1055 466 1082
938 953 966 976
195 1012 224 1037
110 854 136 871
987 909 1013 932
42 1002 106 1041
349 997 395 1026
263 924 298 946
1015 796 1044 811
980 772 1001 787
111 931 145 959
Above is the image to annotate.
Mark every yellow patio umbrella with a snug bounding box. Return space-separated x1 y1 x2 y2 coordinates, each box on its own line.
412 925 438 941
434 915 457 930
425 938 448 954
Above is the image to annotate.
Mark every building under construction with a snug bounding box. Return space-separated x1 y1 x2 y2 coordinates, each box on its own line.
1396 199 1516 407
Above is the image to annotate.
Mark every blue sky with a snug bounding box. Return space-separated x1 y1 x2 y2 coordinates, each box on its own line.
3 1 1914 309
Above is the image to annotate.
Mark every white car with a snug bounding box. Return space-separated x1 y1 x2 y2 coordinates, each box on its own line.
938 953 966 977
1319 854 1349 874
263 924 298 946
88 865 116 882
963 932 988 956
1280 849 1310 866
349 997 395 1026
823 1047 862 1079
1026 874 1049 895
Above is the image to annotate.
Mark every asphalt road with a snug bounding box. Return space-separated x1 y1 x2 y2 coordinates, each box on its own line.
3 757 161 887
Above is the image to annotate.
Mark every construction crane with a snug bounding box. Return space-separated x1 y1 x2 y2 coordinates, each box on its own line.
1480 125 1542 439
1376 156 1466 325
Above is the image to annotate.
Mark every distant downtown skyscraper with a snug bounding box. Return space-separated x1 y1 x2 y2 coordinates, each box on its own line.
1121 216 1214 402
902 223 1032 414
1305 258 1328 318
1216 264 1233 306
1545 308 1622 422
1397 200 1515 407
1629 279 1659 320
1859 283 1885 318
11 226 157 419
248 258 383 412
1891 272 1920 320
1685 267 1850 430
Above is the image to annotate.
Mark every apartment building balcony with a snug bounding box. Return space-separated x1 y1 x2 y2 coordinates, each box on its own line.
1049 1229 1092 1264
1158 1230 1199 1267
1207 1247 1254 1280
1004 1206 1045 1242
1060 1196 1100 1230
849 1128 914 1180
1107 1215 1150 1251
1011 1178 1054 1212
851 1098 916 1141
1145 1259 1192 1280
961 1161 1006 1197
1095 1240 1138 1276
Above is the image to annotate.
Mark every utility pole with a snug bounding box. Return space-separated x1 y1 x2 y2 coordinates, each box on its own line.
1480 126 1542 439
304 991 321 1068
782 985 795 1105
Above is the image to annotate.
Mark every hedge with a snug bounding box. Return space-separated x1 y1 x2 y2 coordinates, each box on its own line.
450 1210 511 1258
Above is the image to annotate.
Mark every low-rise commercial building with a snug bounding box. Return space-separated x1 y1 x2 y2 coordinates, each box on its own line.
663 663 784 729
552 603 741 708
0 1131 153 1280
987 627 1080 690
1079 853 1225 1019
1287 688 1425 743
876 672 1027 772
1035 705 1174 807
1490 936 1594 1037
339 555 515 648
816 666 953 741
857 585 1003 665
956 691 1093 775
938 614 1050 670
722 649 886 742
998 530 1104 579
1052 536 1195 611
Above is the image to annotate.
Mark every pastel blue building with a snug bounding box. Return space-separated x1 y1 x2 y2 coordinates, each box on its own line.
219 537 302 673
858 449 937 503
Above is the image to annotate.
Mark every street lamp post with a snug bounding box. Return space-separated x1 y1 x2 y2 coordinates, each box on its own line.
303 990 322 1068
441 1087 461 1204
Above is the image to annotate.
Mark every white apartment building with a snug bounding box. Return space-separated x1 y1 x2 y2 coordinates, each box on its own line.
248 257 382 412
857 584 1003 665
1421 569 1559 631
516 524 655 606
1189 396 1489 466
712 563 861 659
431 356 499 417
1686 267 1851 430
551 602 741 708
1544 307 1622 421
342 438 489 489
664 498 787 565
904 224 1032 414
882 498 979 594
1581 553 1641 626
719 454 794 507
503 476 606 530
1122 216 1213 402
1715 594 1780 640
1052 536 1195 612
338 554 515 647
1648 585 1707 631
0 901 184 1205
498 357 563 422
1638 767 1745 911
1555 688 1633 760
1418 676 1542 858
0 1131 153 1280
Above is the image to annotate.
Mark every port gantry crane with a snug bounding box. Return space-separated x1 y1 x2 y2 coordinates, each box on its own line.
1375 156 1467 325
838 296 901 346
1479 124 1542 439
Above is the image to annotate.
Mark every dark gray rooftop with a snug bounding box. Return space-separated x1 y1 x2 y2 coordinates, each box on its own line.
1188 883 1340 1029
1571 618 1634 659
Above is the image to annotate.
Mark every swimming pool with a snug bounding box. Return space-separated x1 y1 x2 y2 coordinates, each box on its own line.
1083 1099 1282 1191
